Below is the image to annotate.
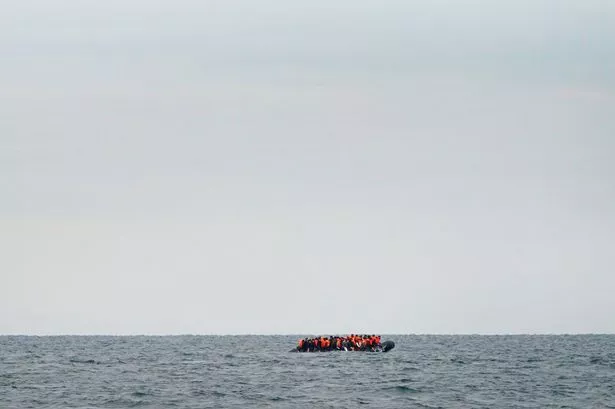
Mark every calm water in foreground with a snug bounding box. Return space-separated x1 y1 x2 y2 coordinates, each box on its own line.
1 335 614 408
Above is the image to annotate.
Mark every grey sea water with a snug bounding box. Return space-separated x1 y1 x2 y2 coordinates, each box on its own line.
1 335 614 408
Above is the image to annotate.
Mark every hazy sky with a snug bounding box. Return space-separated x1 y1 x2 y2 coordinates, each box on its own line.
2 0 614 335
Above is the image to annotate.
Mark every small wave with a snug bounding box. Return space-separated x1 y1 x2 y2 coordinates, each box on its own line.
401 359 418 364
132 391 152 397
589 356 612 365
104 398 149 408
69 358 101 364
383 385 421 393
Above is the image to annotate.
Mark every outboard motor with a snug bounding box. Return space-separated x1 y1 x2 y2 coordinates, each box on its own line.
381 340 395 352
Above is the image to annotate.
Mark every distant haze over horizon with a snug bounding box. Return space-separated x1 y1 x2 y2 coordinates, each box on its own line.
2 0 614 335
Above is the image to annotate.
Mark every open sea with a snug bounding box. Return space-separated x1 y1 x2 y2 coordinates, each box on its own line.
1 334 614 408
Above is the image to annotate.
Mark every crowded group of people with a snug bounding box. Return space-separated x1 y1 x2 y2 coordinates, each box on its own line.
295 334 382 352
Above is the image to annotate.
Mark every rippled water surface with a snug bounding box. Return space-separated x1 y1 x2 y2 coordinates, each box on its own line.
1 335 614 408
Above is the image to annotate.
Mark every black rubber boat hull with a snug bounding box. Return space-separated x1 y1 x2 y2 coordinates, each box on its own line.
382 340 395 352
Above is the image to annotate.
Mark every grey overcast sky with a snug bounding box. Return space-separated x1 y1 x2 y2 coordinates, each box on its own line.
1 0 614 335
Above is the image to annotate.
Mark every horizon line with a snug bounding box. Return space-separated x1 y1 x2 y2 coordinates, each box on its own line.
2 332 614 337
